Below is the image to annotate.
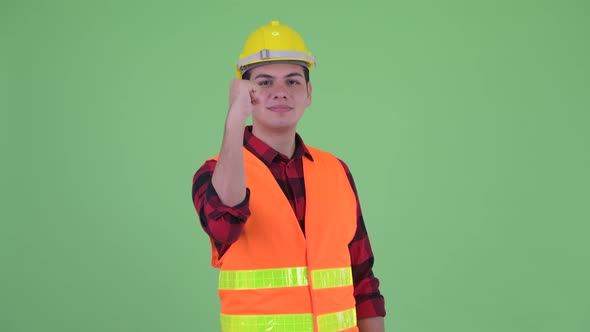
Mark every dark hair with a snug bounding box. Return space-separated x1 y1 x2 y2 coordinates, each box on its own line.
242 65 310 83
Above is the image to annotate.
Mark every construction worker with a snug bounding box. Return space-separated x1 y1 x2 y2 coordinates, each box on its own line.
191 20 386 332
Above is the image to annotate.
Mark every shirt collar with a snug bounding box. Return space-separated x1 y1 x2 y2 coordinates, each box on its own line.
243 125 314 166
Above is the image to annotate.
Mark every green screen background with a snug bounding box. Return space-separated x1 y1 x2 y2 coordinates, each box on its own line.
1 0 589 331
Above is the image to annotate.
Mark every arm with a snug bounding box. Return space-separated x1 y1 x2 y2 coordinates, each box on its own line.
339 160 387 322
358 316 385 332
190 79 261 256
211 79 259 206
192 160 250 256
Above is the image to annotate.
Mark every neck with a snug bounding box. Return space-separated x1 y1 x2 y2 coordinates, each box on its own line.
252 125 297 159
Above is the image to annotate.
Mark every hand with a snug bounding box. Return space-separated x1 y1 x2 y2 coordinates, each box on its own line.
228 79 260 124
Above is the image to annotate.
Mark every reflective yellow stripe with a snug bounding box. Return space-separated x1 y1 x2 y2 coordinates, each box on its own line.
318 308 357 331
221 313 313 332
220 308 356 331
219 267 352 290
312 267 353 289
219 267 308 290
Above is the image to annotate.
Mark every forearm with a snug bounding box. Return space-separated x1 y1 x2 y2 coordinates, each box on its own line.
358 316 384 332
211 119 247 207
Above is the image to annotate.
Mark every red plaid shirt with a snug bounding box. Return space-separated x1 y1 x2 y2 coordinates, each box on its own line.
191 126 385 319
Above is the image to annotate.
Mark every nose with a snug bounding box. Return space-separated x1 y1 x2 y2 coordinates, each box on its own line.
270 84 288 99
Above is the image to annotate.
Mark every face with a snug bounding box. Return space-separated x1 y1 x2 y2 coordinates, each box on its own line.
247 62 312 133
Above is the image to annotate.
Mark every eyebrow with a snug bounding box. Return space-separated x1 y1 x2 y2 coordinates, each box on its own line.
253 72 304 80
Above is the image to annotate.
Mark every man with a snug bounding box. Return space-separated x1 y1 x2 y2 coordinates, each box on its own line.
192 20 386 332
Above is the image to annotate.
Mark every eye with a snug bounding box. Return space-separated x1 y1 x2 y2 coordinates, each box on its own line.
257 80 272 86
287 79 301 86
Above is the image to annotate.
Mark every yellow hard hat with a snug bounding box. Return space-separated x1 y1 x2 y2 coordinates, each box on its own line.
236 20 317 78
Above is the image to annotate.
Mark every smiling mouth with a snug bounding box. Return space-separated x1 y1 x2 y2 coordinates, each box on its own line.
268 106 293 112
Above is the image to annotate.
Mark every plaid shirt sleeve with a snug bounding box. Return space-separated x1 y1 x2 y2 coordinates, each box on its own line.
339 159 387 319
192 159 251 258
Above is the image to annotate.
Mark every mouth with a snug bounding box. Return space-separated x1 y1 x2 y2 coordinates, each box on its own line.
267 105 293 113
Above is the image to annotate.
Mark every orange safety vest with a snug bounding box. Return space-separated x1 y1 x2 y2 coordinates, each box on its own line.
209 146 359 332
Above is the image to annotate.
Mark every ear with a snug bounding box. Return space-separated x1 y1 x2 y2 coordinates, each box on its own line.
306 81 313 106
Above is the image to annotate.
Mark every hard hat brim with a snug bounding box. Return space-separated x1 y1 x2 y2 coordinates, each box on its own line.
239 60 313 77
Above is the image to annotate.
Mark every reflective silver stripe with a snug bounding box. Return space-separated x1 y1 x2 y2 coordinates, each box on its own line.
238 49 317 68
